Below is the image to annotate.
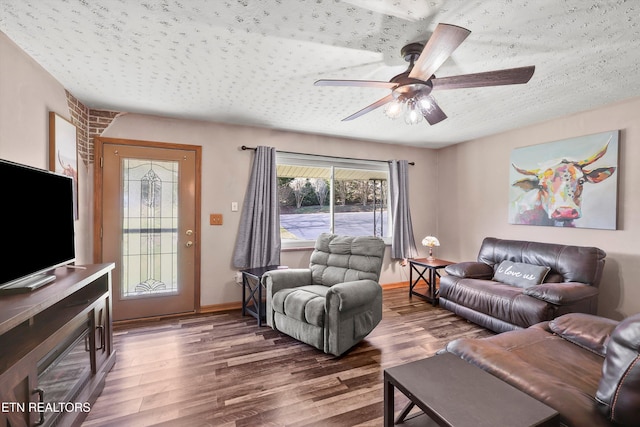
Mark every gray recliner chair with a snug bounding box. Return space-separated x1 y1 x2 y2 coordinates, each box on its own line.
263 233 386 356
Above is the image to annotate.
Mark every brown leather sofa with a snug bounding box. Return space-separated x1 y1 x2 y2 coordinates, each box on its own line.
439 237 606 333
446 312 640 427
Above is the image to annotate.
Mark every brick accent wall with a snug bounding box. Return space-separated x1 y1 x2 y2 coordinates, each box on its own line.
65 90 90 167
88 109 120 161
65 90 121 166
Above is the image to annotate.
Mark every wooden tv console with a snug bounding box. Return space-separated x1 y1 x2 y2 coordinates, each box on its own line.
0 263 115 427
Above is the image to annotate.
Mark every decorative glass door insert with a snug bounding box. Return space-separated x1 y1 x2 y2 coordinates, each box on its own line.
122 159 178 298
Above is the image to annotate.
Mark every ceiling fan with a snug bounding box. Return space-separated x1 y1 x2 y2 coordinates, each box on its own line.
315 23 535 125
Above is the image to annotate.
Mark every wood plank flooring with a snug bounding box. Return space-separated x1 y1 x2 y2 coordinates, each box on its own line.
82 287 493 427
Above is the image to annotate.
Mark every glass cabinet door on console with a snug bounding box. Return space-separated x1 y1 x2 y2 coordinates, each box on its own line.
36 323 92 426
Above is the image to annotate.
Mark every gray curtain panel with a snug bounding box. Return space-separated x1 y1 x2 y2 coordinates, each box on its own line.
232 146 281 268
389 160 418 260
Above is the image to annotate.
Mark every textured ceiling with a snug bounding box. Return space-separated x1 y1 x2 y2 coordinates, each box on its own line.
1 0 639 147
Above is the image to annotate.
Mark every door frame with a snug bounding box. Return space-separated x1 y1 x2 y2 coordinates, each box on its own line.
93 136 202 314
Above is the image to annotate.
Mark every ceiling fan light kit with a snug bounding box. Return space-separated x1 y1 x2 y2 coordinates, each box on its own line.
384 95 436 125
385 79 438 124
405 99 423 125
315 23 535 126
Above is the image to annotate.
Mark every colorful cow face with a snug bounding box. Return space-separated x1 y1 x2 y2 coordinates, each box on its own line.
511 141 616 226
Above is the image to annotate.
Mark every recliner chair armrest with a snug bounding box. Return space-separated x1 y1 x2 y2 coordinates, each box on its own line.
263 268 312 295
264 269 313 329
327 279 381 311
444 262 494 279
524 282 599 305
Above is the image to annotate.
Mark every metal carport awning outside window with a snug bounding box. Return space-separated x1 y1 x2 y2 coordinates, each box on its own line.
276 164 388 180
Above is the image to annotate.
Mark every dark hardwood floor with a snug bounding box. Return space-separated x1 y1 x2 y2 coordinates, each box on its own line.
83 287 493 427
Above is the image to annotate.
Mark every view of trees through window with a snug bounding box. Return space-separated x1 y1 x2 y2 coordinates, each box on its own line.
277 163 389 243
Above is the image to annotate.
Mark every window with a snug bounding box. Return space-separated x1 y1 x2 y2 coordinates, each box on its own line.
277 152 390 248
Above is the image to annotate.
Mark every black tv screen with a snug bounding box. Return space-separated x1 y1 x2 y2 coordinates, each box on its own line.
0 159 75 289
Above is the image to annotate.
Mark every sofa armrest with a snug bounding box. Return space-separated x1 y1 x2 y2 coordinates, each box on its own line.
327 279 381 311
444 262 494 279
596 313 640 426
549 313 618 356
523 282 599 305
263 268 312 296
446 337 614 427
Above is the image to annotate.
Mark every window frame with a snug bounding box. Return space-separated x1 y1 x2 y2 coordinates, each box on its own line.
276 152 392 249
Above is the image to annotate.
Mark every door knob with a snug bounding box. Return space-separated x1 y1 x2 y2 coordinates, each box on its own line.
185 241 193 248
186 229 193 236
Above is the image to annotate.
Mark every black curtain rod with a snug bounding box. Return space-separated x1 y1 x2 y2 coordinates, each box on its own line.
240 145 415 165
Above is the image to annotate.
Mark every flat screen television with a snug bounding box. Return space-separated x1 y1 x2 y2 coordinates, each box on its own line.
0 159 75 293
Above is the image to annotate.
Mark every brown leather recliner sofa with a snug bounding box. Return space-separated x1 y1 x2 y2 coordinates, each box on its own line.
446 312 640 427
439 237 606 333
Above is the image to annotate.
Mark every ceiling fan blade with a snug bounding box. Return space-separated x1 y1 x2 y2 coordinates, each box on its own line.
422 96 447 125
408 23 471 81
431 66 535 90
315 79 397 89
342 94 395 121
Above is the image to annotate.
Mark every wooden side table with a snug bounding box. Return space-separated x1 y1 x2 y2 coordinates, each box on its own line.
241 265 282 326
384 353 559 426
408 258 455 306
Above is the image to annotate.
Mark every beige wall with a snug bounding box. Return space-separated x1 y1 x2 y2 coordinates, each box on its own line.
0 32 93 264
436 97 640 319
0 34 67 166
101 114 436 306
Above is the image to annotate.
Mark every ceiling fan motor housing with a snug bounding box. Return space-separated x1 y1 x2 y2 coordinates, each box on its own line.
390 76 433 100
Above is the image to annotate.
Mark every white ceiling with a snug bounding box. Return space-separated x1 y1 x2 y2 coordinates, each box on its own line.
1 0 639 148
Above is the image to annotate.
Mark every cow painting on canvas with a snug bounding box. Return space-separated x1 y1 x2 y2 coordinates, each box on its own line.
509 131 619 230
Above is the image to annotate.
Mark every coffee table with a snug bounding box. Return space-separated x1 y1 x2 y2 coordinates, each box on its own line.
384 353 559 426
